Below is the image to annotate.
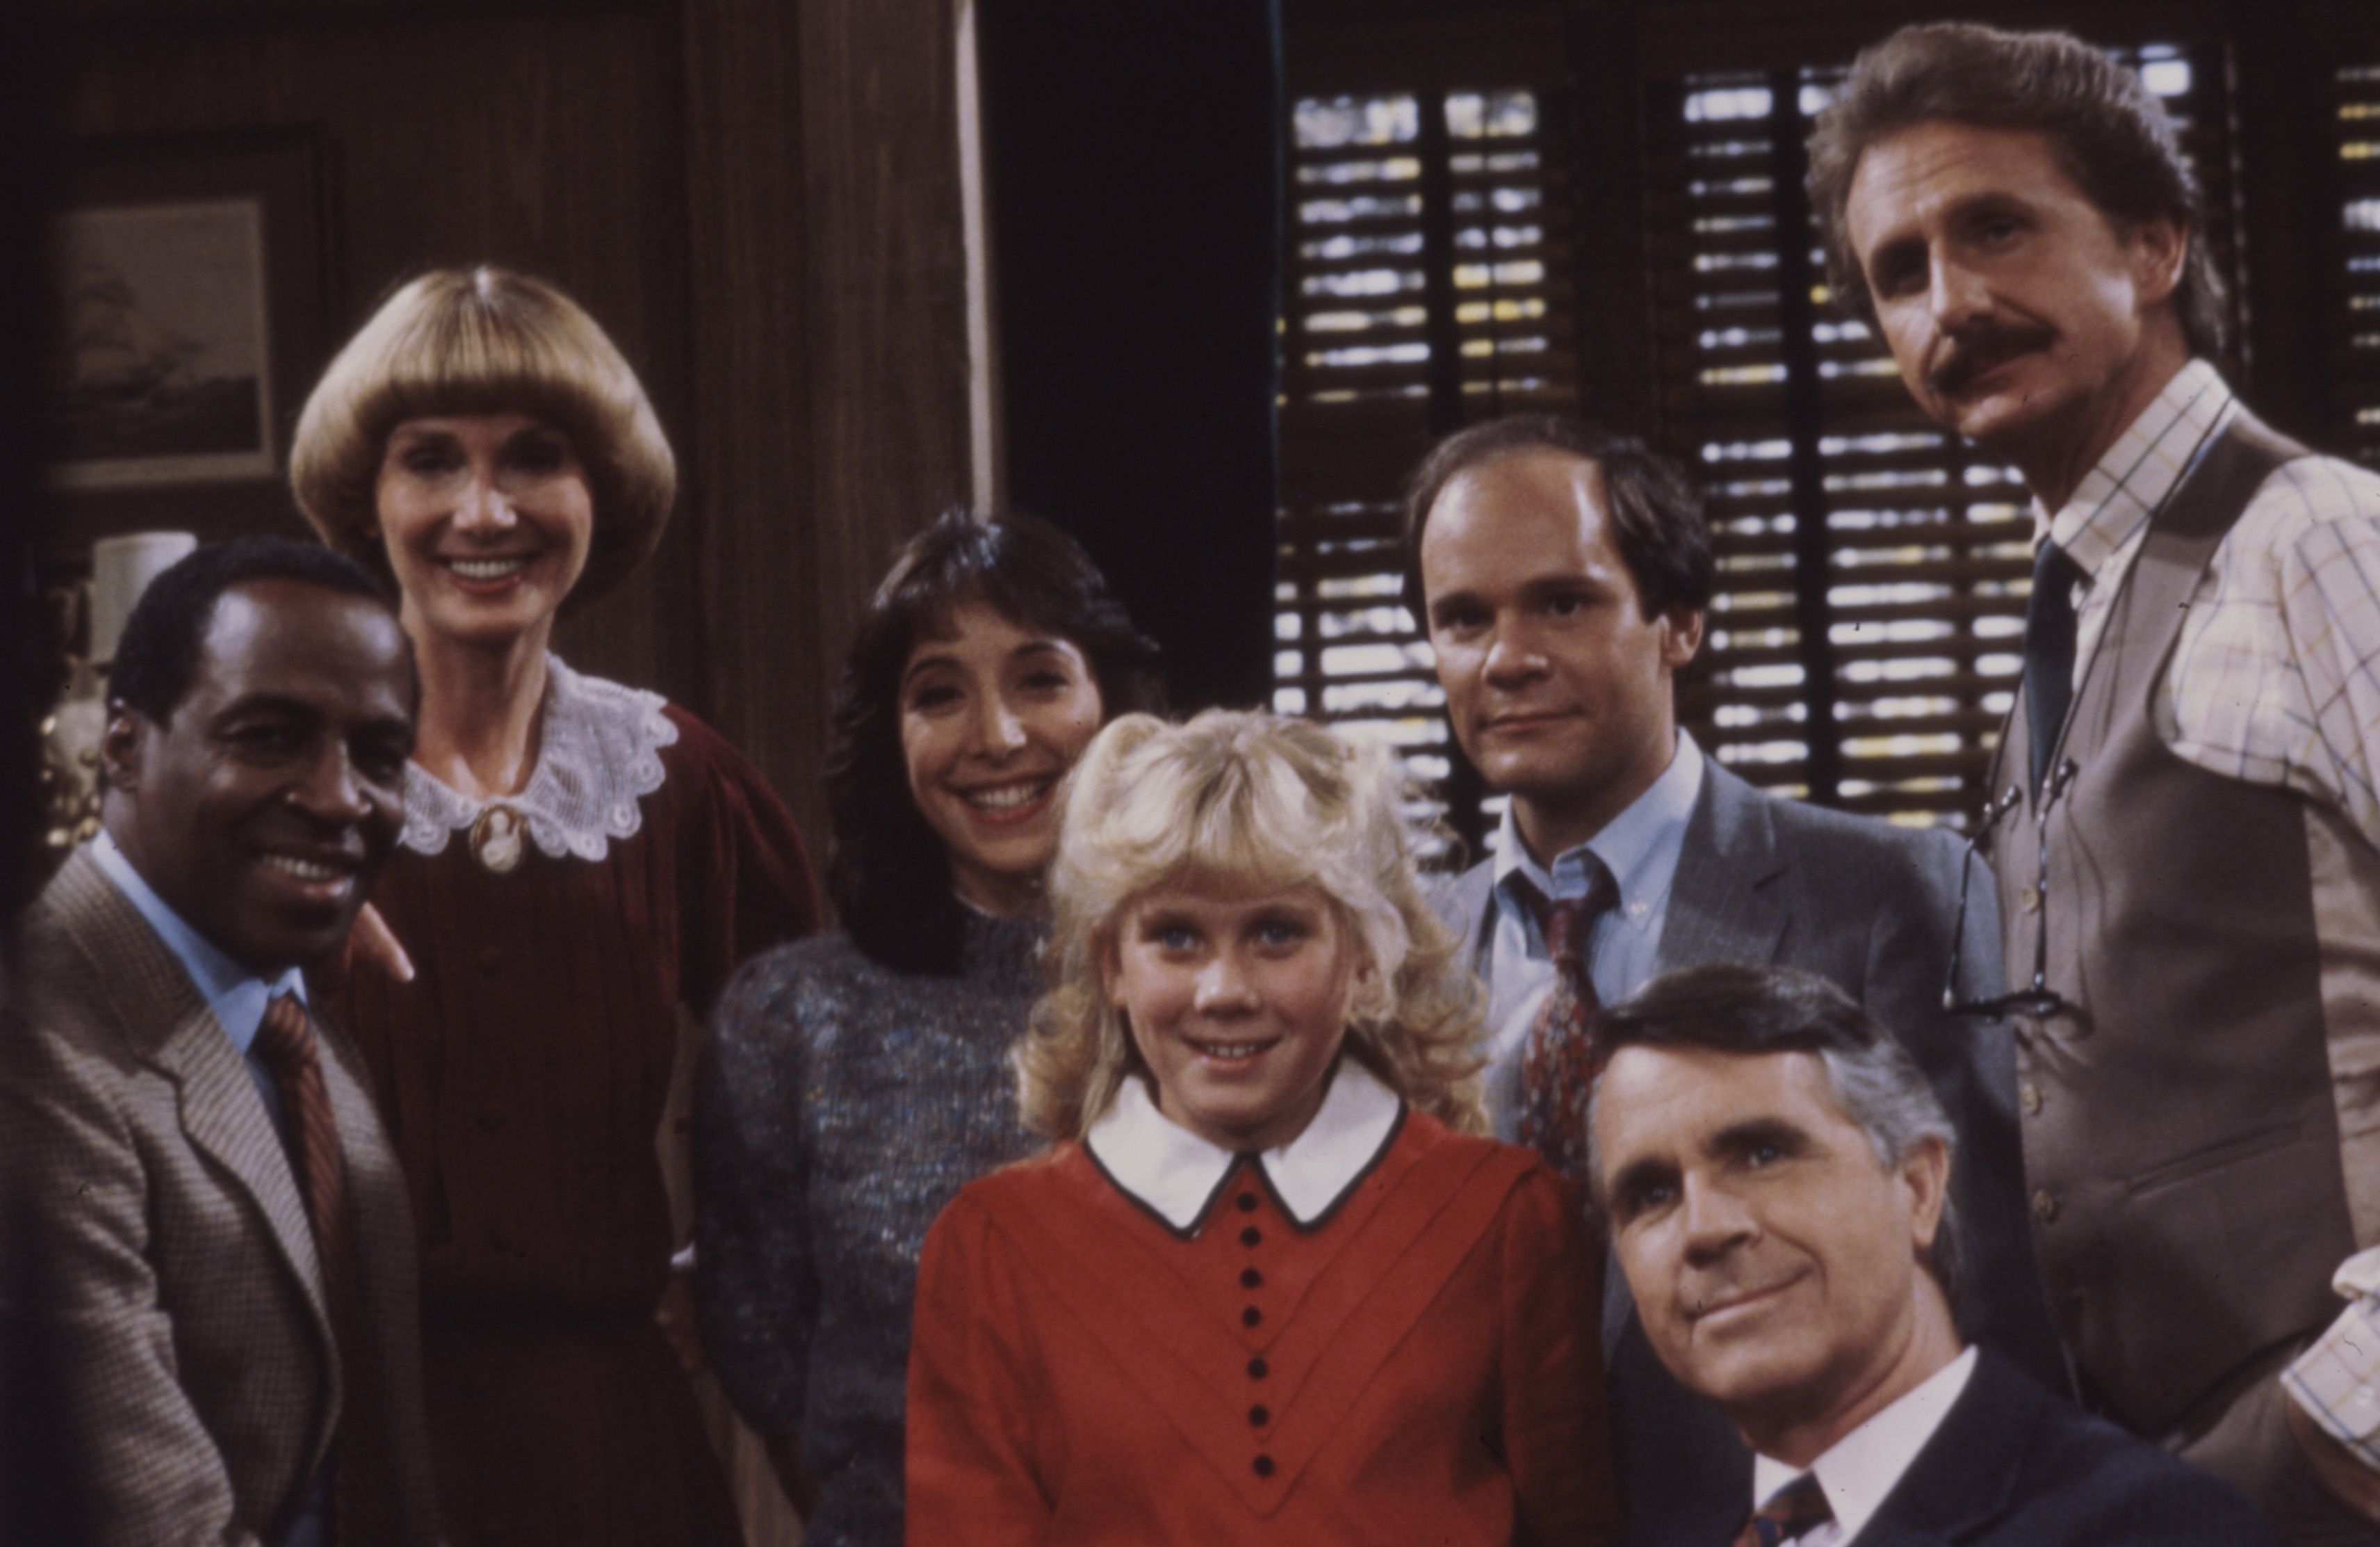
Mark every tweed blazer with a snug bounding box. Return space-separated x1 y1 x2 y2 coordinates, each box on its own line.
1448 759 2057 1546
0 845 439 1547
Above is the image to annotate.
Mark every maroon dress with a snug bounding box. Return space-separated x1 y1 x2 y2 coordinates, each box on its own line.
326 663 819 1547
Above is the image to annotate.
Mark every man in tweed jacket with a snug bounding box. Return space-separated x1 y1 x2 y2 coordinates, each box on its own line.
1 538 439 1546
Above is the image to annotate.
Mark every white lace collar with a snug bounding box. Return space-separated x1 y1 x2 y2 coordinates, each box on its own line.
400 654 678 863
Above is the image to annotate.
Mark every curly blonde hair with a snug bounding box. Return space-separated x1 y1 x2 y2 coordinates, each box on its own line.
290 266 675 613
1016 709 1485 1142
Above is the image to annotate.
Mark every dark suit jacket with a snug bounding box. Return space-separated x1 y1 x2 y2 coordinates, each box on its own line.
1841 1350 2276 1547
1449 759 2060 1547
0 847 440 1546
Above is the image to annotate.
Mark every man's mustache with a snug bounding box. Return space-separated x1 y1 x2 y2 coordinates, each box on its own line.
1926 323 2056 396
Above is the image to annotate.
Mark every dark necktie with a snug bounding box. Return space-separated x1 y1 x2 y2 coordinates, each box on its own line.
252 993 402 1547
1734 1472 1834 1547
2023 540 2086 797
1517 866 1619 1199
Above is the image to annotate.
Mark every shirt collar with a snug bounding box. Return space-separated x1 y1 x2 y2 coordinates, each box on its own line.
2038 358 2233 579
1751 1346 1978 1544
1492 730 1704 939
1086 1058 1405 1233
89 831 305 1056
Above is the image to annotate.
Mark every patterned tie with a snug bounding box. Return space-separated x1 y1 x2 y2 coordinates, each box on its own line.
2023 539 2086 798
1517 865 1619 1199
1734 1472 1834 1547
252 993 401 1547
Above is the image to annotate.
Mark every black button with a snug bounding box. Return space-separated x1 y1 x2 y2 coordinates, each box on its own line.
1240 1267 1262 1288
1247 1357 1268 1379
1239 1226 1262 1247
1241 1305 1262 1327
1236 1192 1259 1213
1249 1404 1269 1426
1253 1454 1275 1477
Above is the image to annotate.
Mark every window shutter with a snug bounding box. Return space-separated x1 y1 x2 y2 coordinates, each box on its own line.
1640 40 2238 825
1275 30 1581 855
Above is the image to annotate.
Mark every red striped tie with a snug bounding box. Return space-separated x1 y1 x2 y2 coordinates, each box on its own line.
1517 866 1619 1202
252 992 401 1547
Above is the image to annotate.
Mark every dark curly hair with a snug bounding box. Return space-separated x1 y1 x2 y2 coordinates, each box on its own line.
827 509 1164 975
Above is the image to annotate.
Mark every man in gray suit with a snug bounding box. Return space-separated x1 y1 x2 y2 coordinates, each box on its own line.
1408 414 2053 1546
1 537 439 1546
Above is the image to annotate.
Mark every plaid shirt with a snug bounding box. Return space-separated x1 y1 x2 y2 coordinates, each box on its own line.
2048 358 2380 845
2041 358 2380 1475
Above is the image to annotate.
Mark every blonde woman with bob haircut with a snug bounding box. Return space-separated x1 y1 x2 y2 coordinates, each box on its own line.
291 266 820 1547
907 709 1622 1546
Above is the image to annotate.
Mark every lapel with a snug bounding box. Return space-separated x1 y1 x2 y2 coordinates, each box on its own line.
1446 855 1498 971
1848 1352 2035 1547
51 848 334 1333
1654 761 1790 973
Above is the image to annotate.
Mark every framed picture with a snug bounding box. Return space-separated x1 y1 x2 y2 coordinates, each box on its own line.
43 129 331 556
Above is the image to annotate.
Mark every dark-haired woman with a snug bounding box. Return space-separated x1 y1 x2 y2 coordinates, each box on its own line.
291 266 820 1547
694 508 1162 1547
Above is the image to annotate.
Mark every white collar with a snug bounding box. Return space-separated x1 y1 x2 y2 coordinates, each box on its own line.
1085 1058 1405 1233
1752 1346 1978 1545
400 654 679 862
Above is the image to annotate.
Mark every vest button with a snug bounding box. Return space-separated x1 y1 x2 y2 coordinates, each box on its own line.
2032 1189 2060 1224
2020 1083 2042 1117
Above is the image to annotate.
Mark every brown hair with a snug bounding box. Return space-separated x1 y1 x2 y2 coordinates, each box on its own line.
1806 22 2226 358
1401 414 1713 622
290 266 676 610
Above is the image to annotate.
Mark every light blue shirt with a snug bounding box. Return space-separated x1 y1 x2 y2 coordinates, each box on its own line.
1477 731 1704 1140
88 832 329 1547
90 831 308 1132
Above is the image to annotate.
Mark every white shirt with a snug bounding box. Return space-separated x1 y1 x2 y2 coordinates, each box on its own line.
1476 731 1704 1140
1749 1347 1978 1546
1086 1060 1403 1231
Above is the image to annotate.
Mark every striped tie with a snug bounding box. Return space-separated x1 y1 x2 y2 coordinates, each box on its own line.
252 993 400 1547
1516 864 1618 1201
1734 1472 1833 1547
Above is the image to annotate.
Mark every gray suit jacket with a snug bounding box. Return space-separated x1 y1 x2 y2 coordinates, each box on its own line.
1449 760 2057 1547
0 847 440 1547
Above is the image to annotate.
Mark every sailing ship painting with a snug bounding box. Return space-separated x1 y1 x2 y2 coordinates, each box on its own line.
47 197 275 489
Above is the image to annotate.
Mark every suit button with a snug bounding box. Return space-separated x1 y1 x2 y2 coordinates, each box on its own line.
1252 1454 1275 1477
2020 1083 2042 1117
2020 885 2041 915
1237 1193 1259 1213
1240 1226 1262 1247
1247 1357 1267 1379
1242 1305 1262 1328
1241 1267 1262 1288
2032 1189 2060 1224
1249 1405 1269 1427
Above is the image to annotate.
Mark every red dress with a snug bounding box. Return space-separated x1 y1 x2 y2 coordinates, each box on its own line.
906 1069 1623 1546
326 668 819 1547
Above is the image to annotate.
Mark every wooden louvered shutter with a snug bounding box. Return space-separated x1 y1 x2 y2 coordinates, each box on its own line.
1275 15 1581 853
1638 31 2240 825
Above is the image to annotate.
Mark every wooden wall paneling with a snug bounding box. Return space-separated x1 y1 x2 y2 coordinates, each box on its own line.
55 6 701 708
676 0 830 850
799 0 976 728
1563 1 1657 439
